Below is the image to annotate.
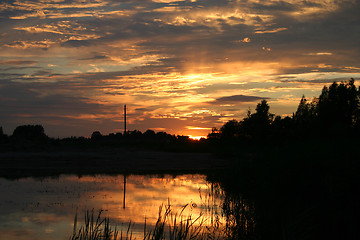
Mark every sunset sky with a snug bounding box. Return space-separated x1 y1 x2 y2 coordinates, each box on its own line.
1 0 360 138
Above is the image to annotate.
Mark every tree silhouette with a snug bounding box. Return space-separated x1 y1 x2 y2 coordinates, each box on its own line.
144 129 156 138
240 100 274 138
293 95 318 135
91 131 102 141
271 116 293 138
295 95 317 120
0 126 4 138
220 119 240 139
207 127 220 139
254 100 273 123
12 125 48 141
0 126 8 143
317 79 360 134
216 79 359 141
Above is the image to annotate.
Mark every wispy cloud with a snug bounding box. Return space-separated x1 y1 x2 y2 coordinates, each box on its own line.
0 60 37 65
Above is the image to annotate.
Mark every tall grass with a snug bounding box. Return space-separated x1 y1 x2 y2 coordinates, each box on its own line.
70 202 226 240
70 209 122 240
143 202 221 240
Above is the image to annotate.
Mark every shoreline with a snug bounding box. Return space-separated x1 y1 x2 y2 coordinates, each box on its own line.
0 150 230 179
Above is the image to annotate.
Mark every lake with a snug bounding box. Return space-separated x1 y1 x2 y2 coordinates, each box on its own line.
0 174 224 240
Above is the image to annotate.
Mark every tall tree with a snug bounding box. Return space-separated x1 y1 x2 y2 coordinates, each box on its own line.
220 119 241 138
240 100 273 137
12 125 48 141
318 79 359 131
293 95 318 133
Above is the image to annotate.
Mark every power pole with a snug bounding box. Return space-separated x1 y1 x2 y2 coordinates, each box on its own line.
124 104 127 134
123 175 126 209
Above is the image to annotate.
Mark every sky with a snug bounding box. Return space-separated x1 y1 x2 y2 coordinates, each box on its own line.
1 0 360 138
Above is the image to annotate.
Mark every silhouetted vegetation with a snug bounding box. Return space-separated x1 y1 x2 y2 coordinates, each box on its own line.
0 126 8 144
71 203 226 240
209 79 360 145
0 125 204 152
206 79 360 239
12 124 47 140
0 124 49 150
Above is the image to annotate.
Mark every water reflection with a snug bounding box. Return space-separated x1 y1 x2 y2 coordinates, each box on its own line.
0 174 224 240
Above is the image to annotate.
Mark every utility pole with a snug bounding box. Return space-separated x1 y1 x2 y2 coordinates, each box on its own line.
124 104 127 134
123 175 126 209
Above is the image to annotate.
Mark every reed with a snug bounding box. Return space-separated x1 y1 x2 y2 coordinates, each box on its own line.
70 209 122 240
70 202 226 240
143 202 225 240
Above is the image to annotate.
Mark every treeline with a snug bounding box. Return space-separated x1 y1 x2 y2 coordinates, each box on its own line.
0 125 200 151
209 78 360 143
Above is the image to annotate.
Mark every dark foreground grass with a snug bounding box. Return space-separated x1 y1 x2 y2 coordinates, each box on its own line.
70 203 225 240
70 209 120 240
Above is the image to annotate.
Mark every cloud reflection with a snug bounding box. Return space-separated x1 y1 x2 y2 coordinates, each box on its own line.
0 174 223 240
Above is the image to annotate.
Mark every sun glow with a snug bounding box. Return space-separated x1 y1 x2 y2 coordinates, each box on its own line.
188 135 206 140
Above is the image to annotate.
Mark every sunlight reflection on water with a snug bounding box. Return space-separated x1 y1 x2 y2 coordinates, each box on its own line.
0 174 224 240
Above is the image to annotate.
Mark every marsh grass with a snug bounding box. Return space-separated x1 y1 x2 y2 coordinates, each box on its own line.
144 202 219 240
70 202 226 240
70 209 122 240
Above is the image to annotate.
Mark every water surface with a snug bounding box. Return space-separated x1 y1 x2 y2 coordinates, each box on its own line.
0 174 223 240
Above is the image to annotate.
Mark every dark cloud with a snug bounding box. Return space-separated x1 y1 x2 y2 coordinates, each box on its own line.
78 55 108 61
213 95 269 104
0 66 41 72
0 81 102 115
250 1 297 11
104 91 125 96
135 106 163 112
31 70 53 76
279 77 359 85
0 72 40 82
61 40 91 47
300 1 323 8
0 60 37 65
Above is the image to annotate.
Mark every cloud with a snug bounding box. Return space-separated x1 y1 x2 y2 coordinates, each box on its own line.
4 40 57 49
213 95 270 104
304 52 333 56
60 39 91 47
255 27 288 34
0 60 40 71
0 60 37 65
78 55 109 61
